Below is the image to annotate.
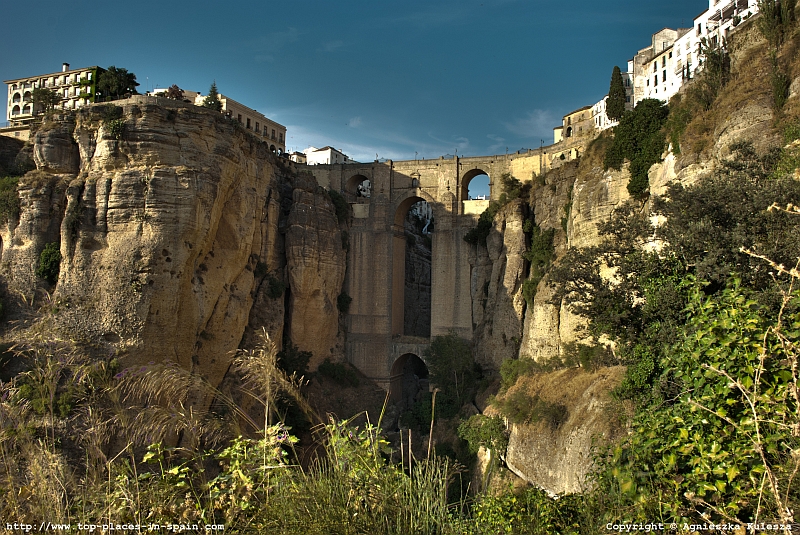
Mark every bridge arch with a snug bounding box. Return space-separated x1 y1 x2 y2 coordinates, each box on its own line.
389 352 429 405
392 194 435 337
346 174 371 198
460 168 490 201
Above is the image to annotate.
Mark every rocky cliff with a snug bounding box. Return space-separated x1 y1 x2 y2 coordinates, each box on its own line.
0 97 346 389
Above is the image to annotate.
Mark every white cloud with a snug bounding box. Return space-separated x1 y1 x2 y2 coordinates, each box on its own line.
348 116 362 128
486 133 506 153
504 109 560 141
252 27 301 63
322 40 344 52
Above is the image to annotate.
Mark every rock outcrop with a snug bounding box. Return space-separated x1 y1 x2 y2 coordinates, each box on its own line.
0 97 346 389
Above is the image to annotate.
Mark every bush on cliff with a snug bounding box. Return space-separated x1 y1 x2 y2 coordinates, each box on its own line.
0 176 20 225
604 98 668 197
36 242 61 285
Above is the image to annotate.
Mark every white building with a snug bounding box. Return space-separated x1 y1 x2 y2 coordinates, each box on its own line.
4 63 101 127
631 0 758 107
303 146 356 165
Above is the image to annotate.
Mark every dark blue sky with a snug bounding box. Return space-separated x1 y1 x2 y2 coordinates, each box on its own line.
2 0 706 162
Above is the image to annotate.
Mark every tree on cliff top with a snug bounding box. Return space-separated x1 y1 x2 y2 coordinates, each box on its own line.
606 66 626 122
97 66 139 100
202 82 223 112
31 88 61 113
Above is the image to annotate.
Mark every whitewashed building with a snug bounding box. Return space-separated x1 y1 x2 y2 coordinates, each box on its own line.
303 146 356 165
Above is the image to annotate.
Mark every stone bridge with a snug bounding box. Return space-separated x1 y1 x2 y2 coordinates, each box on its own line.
303 149 558 397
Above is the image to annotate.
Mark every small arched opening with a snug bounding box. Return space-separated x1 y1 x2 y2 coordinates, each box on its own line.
392 196 433 337
346 174 371 199
389 353 429 406
270 145 276 152
11 105 20 116
461 168 490 201
566 126 573 138
22 105 31 115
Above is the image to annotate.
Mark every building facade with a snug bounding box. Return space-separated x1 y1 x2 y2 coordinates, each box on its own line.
303 146 355 165
5 63 101 126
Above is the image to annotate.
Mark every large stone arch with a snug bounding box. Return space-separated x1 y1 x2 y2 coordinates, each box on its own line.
346 173 371 198
460 168 490 201
391 193 437 337
389 352 429 405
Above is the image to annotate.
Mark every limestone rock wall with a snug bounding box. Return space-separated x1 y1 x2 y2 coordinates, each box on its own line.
285 175 347 370
497 366 626 495
0 98 346 389
470 199 528 370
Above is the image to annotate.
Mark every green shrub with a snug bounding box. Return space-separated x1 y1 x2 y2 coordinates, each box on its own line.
425 334 477 408
522 225 555 307
317 358 359 387
604 98 668 197
327 189 348 224
0 176 20 225
499 357 539 392
277 341 312 377
337 292 352 314
464 200 502 245
254 261 268 279
499 172 530 201
457 414 508 454
494 390 568 428
562 342 615 372
36 242 61 285
266 274 285 299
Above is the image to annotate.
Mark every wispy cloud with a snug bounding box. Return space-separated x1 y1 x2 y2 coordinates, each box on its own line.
321 40 344 52
486 133 506 153
504 109 560 141
348 116 362 128
252 27 301 63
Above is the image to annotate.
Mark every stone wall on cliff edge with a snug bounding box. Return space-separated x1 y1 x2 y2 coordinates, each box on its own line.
0 97 347 392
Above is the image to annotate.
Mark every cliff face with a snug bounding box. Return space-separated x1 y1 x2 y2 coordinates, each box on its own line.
0 98 346 388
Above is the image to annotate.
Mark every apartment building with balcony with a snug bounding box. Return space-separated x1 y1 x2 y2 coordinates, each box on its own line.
4 63 101 127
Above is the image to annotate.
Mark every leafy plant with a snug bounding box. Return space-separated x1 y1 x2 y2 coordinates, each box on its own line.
606 65 627 122
337 292 352 314
604 98 668 197
317 358 359 387
457 414 508 454
266 274 285 298
201 81 223 111
36 242 61 284
0 176 20 224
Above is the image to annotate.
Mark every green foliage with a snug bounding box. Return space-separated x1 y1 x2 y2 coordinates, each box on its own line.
604 98 668 197
425 334 477 408
253 260 268 278
326 188 349 224
494 390 568 428
266 274 285 298
561 342 615 372
552 141 800 404
457 414 508 454
470 486 585 534
106 118 125 140
31 88 61 112
499 172 530 201
770 57 791 109
606 65 627 122
97 66 139 100
597 281 800 523
690 39 731 111
277 341 312 377
464 200 502 245
341 229 350 251
336 292 352 314
201 81 222 112
0 176 20 225
317 358 359 387
36 242 61 285
101 104 123 122
499 357 539 392
522 225 555 307
757 0 795 48
665 93 693 154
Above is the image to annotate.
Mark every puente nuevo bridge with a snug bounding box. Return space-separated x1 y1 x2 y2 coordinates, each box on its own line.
301 149 560 398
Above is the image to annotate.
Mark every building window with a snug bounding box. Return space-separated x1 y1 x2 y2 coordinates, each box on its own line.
255 122 260 133
237 114 242 123
654 75 658 86
625 96 631 103
669 51 673 59
279 133 283 143
663 70 667 82
246 118 251 129
653 63 657 73
271 129 276 140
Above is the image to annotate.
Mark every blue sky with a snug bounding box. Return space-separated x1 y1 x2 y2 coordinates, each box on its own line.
2 0 706 163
